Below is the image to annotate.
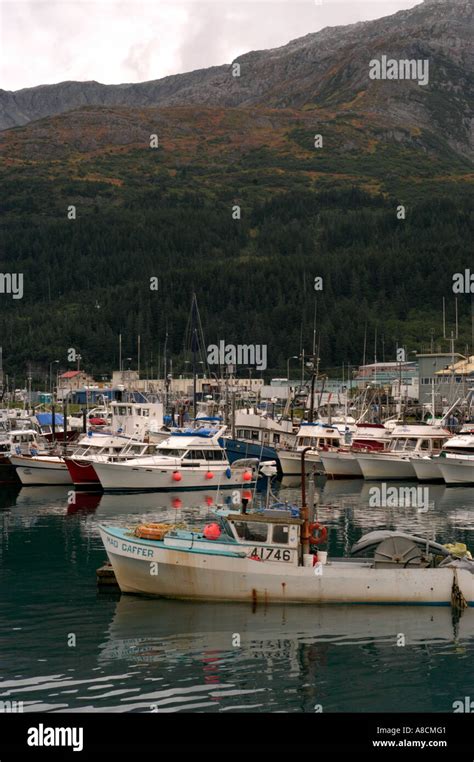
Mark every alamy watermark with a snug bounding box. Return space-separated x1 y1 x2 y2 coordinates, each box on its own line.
369 55 429 86
452 696 473 713
0 700 23 712
0 272 23 299
207 341 267 371
452 269 473 294
369 484 431 510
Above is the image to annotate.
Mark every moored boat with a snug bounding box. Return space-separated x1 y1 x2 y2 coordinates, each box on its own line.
356 425 450 481
9 454 72 485
437 455 474 485
99 515 474 605
278 423 343 481
320 423 391 478
93 427 257 492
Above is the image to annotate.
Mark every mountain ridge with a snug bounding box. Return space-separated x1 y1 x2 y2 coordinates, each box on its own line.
1 0 472 162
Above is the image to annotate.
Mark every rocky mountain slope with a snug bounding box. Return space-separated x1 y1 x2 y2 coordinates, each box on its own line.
1 0 472 159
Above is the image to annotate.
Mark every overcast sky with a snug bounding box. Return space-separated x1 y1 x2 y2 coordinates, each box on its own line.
1 0 423 91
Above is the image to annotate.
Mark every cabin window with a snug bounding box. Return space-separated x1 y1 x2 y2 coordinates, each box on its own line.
272 525 289 544
273 434 280 444
142 409 150 417
204 450 225 461
233 521 268 542
392 439 405 451
156 448 183 457
405 438 417 451
183 450 205 460
117 406 127 415
420 439 431 451
251 430 259 441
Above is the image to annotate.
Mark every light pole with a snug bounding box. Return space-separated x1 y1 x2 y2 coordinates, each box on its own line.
287 355 298 384
49 360 59 399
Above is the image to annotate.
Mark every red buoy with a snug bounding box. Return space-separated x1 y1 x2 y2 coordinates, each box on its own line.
205 471 214 479
203 523 221 540
172 471 182 482
243 470 252 482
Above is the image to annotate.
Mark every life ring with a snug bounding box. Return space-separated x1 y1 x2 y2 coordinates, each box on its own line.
134 523 170 540
309 522 328 545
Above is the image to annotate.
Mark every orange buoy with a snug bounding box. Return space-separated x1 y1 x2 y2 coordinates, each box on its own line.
205 471 214 479
203 523 221 540
172 471 182 481
242 470 252 482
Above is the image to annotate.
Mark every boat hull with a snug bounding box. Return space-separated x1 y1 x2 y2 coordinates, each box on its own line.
64 457 101 489
99 527 474 606
94 461 256 492
438 458 474 485
0 455 20 484
356 454 416 480
320 451 362 478
9 455 72 485
410 457 443 482
278 449 322 478
219 437 277 465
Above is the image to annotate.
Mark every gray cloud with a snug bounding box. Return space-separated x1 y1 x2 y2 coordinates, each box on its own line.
2 0 423 90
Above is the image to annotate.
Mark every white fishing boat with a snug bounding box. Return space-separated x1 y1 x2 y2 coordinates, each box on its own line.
320 423 391 478
438 455 474 485
9 453 71 485
93 426 257 492
0 428 47 483
64 435 158 489
411 426 474 483
99 512 474 605
410 456 444 482
356 425 451 480
278 423 344 480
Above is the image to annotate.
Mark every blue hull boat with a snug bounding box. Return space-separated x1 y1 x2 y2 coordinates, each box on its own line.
219 437 280 474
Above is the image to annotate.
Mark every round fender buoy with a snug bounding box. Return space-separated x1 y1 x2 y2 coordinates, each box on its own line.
203 523 221 540
225 467 232 479
243 470 252 482
205 471 214 480
172 471 182 482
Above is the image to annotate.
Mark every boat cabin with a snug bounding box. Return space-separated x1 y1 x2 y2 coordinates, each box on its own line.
295 423 342 451
387 425 450 454
152 428 230 465
234 410 295 448
162 510 304 565
2 429 44 456
110 401 164 438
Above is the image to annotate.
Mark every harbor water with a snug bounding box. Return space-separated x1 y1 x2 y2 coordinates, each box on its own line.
1 480 473 713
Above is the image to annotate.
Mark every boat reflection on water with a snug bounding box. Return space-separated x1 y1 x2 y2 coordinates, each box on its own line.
92 488 256 516
101 595 474 666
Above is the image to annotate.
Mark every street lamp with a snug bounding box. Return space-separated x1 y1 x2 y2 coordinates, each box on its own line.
49 360 59 398
287 355 298 383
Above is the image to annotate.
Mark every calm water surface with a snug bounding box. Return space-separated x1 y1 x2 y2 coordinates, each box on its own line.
1 480 473 713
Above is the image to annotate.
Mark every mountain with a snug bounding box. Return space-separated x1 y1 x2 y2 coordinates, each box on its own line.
0 0 472 381
1 0 472 160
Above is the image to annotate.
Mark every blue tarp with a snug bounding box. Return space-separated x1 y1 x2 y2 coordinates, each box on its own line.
35 413 64 426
